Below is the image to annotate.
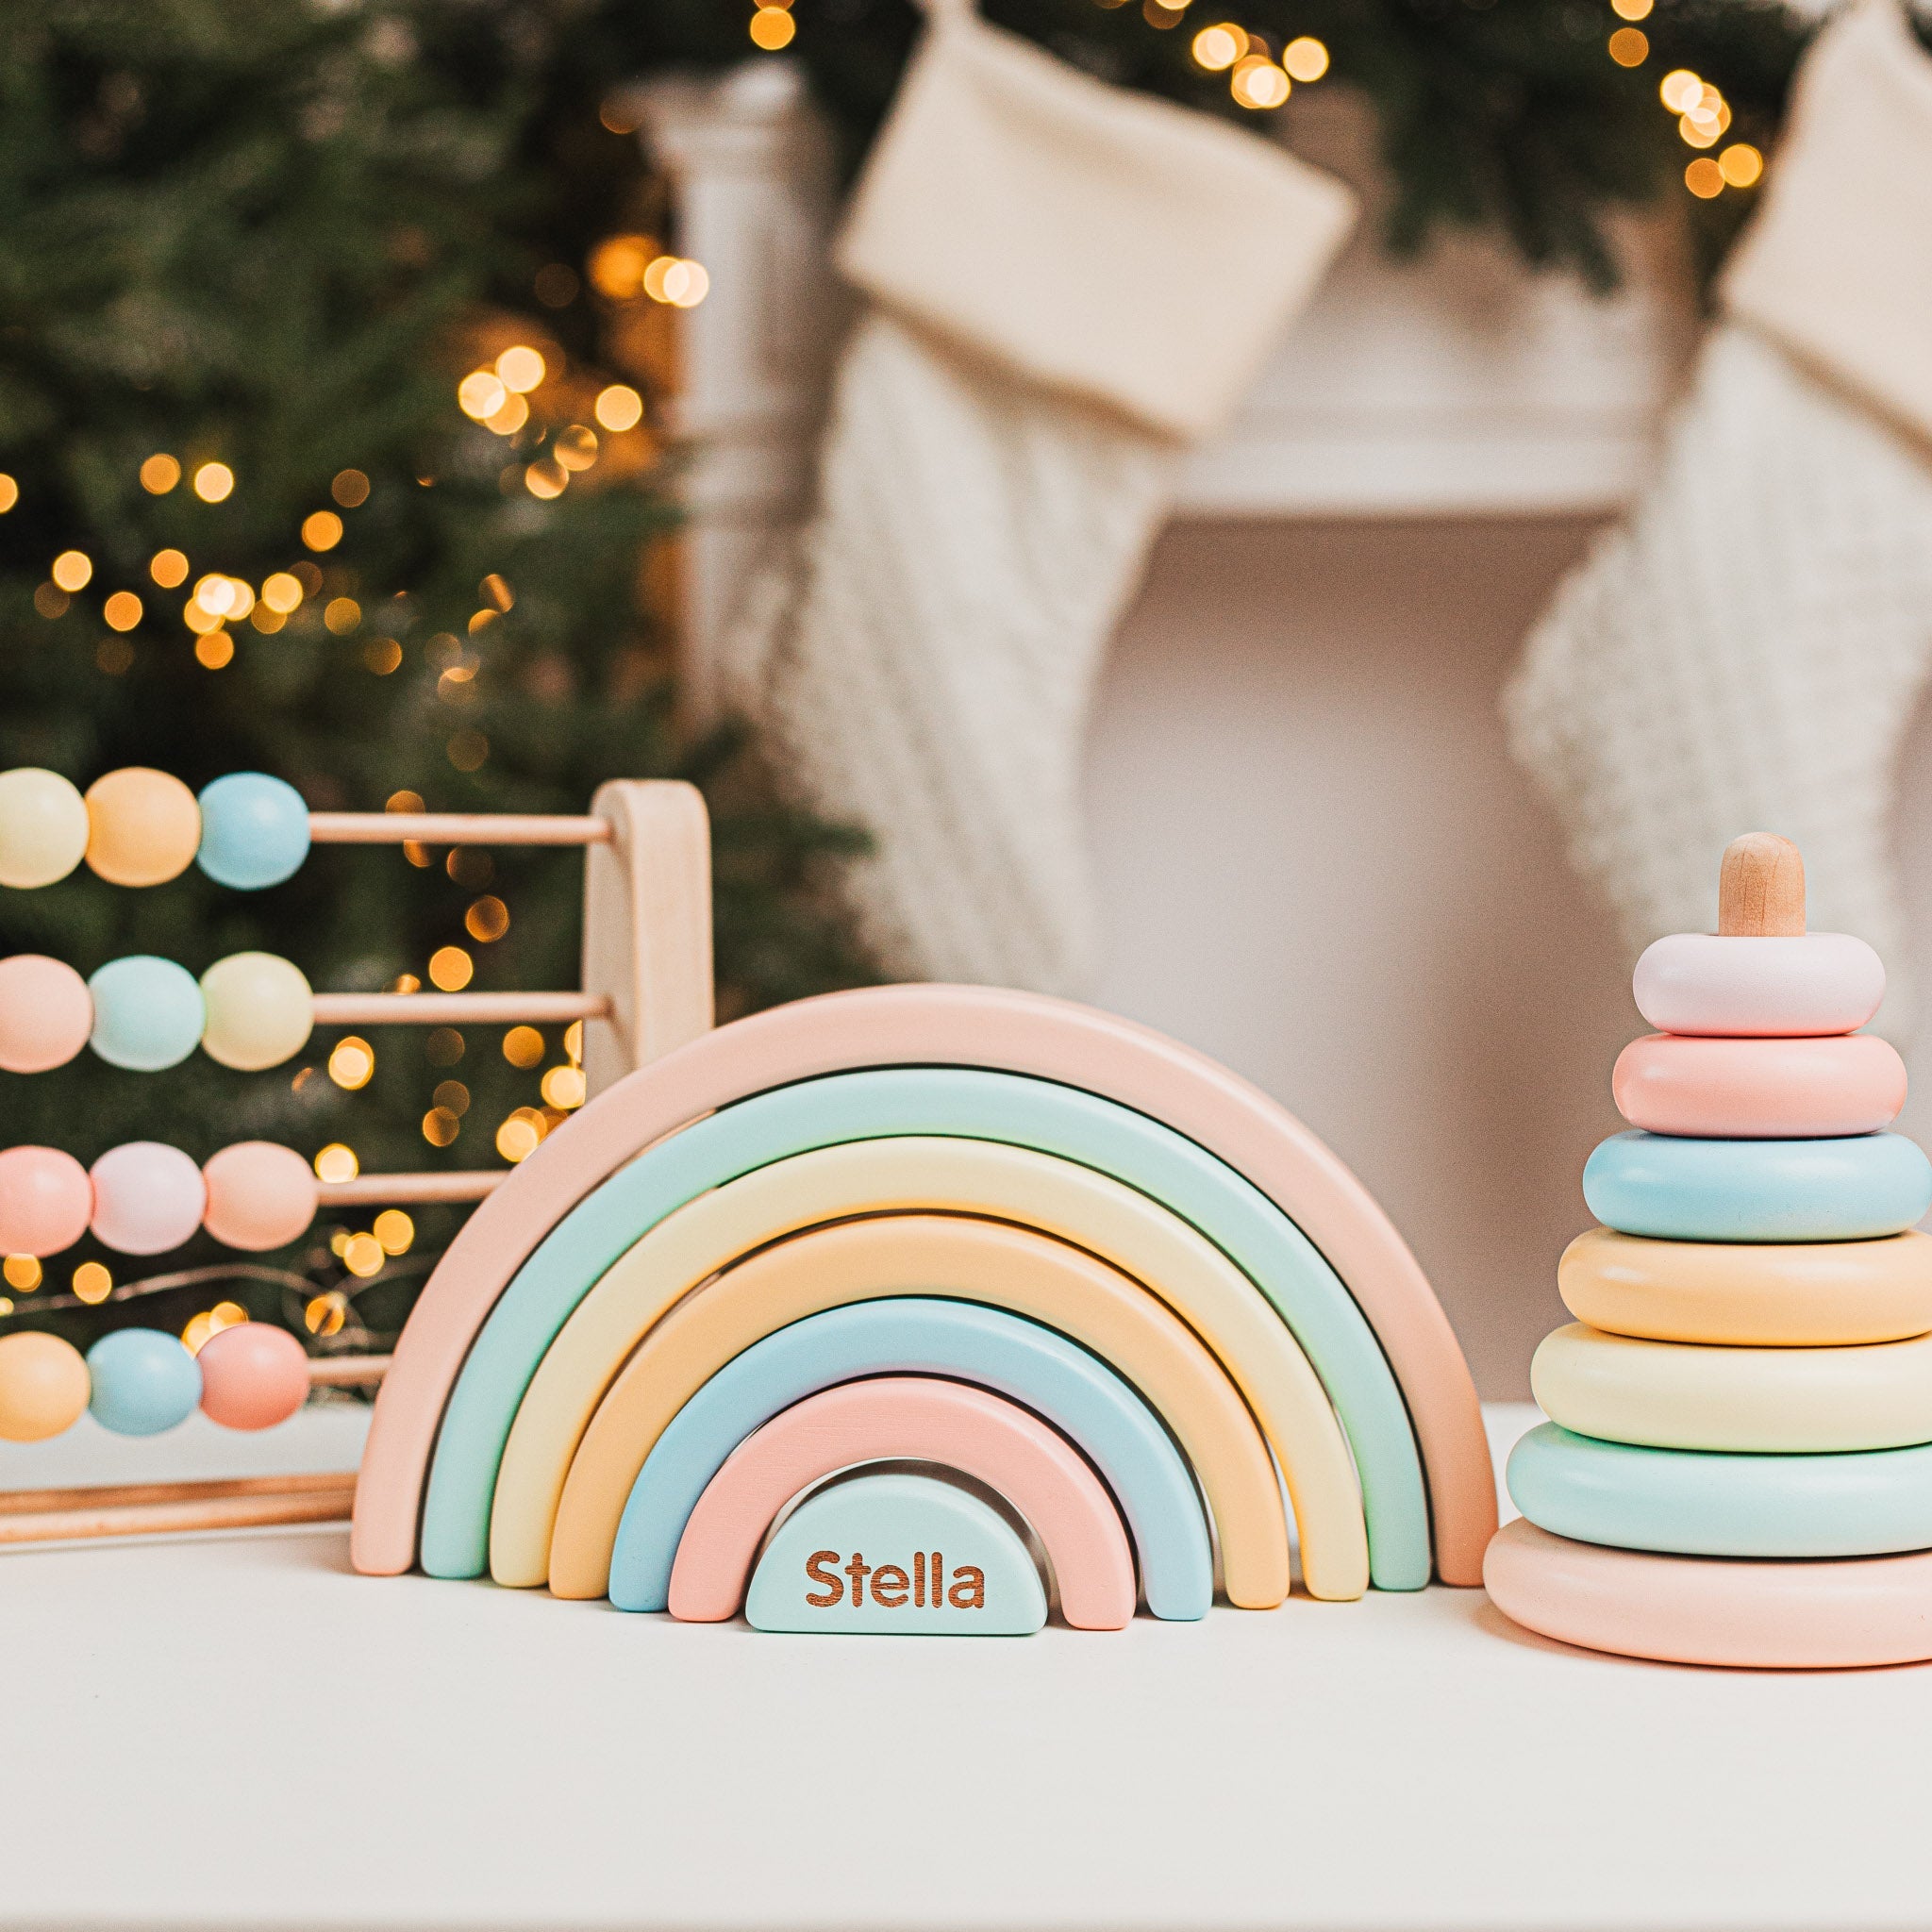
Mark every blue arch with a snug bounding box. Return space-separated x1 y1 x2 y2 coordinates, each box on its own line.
421 1066 1428 1591
608 1297 1214 1620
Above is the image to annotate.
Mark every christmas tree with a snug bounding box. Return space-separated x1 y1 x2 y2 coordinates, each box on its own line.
0 0 873 1357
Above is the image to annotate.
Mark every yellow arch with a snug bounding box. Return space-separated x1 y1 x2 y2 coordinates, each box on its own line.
490 1137 1370 1599
550 1212 1285 1605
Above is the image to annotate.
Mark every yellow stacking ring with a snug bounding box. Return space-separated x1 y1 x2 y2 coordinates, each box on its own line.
1558 1225 1932 1347
1532 1322 1932 1453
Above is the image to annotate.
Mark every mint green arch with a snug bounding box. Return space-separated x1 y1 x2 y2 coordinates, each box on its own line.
420 1067 1430 1590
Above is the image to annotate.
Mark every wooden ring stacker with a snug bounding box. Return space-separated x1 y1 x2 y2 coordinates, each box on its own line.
1558 1226 1932 1346
1532 1322 1932 1454
351 984 1493 1588
1612 1031 1906 1140
1485 1518 1932 1668
666 1378 1138 1629
416 1065 1429 1592
485 1137 1367 1601
602 1294 1212 1620
558 1220 1261 1607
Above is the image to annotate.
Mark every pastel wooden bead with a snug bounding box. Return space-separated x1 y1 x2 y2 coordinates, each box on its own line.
0 955 92 1073
1486 1518 1932 1669
1559 1225 1932 1346
86 1328 202 1437
89 1142 208 1256
1632 931 1884 1038
83 767 202 887
195 773 310 891
745 1471 1047 1635
0 1146 93 1257
1533 1321 1932 1453
1507 1420 1932 1558
198 952 313 1070
0 1331 91 1441
1582 1129 1932 1241
0 768 90 888
195 1321 308 1430
87 956 206 1071
1613 1031 1905 1139
201 1142 317 1251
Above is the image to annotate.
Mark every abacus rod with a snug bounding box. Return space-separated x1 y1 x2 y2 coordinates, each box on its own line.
0 1471 357 1516
320 1173 504 1206
0 1484 358 1544
311 991 608 1024
308 812 610 845
307 1354 391 1387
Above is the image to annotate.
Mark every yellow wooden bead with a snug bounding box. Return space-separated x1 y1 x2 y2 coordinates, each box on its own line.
199 952 313 1070
0 1331 91 1442
0 768 90 889
84 767 202 887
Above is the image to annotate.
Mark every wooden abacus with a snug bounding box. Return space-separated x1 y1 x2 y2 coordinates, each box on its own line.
0 769 712 1541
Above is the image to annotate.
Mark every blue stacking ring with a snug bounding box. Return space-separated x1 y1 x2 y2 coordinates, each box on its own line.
1507 1421 1932 1558
1583 1129 1932 1242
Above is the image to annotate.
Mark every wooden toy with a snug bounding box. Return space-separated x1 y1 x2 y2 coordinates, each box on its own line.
419 1063 1427 1592
663 1378 1137 1629
1558 1226 1932 1347
565 1216 1275 1607
9 759 1501 1625
1485 1519 1932 1671
0 771 711 1538
1581 1128 1932 1242
480 1137 1368 1601
356 981 1496 1609
605 1296 1211 1620
744 1472 1047 1635
1489 833 1932 1666
1611 1030 1906 1139
1507 1422 1932 1558
1531 1322 1932 1453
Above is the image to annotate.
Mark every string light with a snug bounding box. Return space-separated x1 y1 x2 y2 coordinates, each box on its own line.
140 455 180 494
458 370 508 419
1608 27 1647 66
331 469 371 508
302 510 343 551
192 462 234 503
261 572 304 612
341 1232 386 1278
496 1108 548 1162
103 591 143 631
1610 0 1652 16
503 1025 545 1069
306 1291 348 1336
541 1064 588 1109
0 475 16 512
594 385 643 431
73 1262 112 1304
428 945 474 991
328 1037 375 1090
52 551 92 592
495 345 546 393
194 632 234 669
564 1021 584 1064
465 896 510 941
324 596 361 633
422 1106 460 1147
373 1209 415 1255
3 1256 41 1291
1658 69 1703 112
485 392 529 436
555 425 599 473
1282 36 1328 81
364 638 404 674
425 1025 465 1066
314 1143 359 1183
750 6 795 47
1684 157 1724 197
642 258 708 308
588 235 657 301
1719 142 1764 188
525 458 567 500
1230 55 1290 108
151 549 189 588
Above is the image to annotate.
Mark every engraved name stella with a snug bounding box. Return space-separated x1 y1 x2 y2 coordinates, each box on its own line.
804 1549 987 1610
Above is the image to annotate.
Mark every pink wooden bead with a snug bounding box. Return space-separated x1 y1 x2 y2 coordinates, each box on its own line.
0 1146 92 1257
0 956 92 1074
89 1142 208 1256
1615 1031 1908 1140
201 1142 317 1252
196 1321 309 1430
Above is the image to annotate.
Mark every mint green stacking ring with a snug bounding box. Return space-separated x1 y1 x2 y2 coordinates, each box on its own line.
1507 1421 1932 1557
1583 1130 1932 1242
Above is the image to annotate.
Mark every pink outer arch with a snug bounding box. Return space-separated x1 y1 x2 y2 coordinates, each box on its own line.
666 1377 1137 1629
351 984 1493 1584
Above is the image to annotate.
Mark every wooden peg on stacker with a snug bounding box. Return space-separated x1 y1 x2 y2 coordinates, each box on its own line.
1718 833 1806 937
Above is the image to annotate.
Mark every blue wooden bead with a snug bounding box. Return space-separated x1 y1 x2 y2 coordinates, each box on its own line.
87 956 206 1071
1583 1129 1932 1242
195 774 310 891
86 1327 202 1436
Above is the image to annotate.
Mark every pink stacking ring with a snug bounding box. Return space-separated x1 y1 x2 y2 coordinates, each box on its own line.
1633 933 1884 1038
1614 1031 1906 1139
1486 1517 1932 1668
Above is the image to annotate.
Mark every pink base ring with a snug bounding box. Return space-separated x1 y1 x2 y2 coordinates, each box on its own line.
1485 1518 1932 1668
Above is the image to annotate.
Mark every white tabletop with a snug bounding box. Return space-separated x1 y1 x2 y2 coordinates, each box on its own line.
6 1404 1929 1932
